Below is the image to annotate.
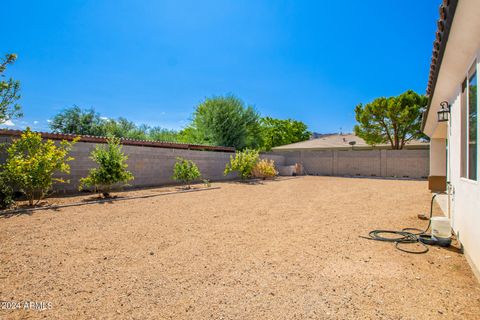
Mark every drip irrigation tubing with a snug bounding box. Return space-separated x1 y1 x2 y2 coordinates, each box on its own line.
360 193 440 254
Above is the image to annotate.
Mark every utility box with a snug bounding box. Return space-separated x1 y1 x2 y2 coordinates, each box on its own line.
277 163 303 176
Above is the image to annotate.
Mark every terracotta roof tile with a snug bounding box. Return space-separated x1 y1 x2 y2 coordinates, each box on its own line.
422 0 458 130
426 0 458 96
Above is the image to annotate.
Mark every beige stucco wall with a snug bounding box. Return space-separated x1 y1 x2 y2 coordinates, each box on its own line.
444 73 480 280
429 138 447 176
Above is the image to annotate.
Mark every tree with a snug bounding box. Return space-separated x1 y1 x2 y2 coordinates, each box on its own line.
102 117 147 140
172 157 201 189
260 117 310 151
49 105 106 136
148 127 181 142
50 107 182 142
2 128 77 206
354 90 427 150
0 53 23 124
224 149 259 180
185 95 262 149
79 137 134 197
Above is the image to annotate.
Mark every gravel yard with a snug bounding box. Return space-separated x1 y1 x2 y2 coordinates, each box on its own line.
1 176 479 319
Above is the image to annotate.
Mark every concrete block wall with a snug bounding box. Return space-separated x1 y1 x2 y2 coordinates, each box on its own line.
337 150 383 177
0 132 429 194
259 153 286 166
0 135 288 192
52 142 239 192
385 149 429 178
270 149 429 179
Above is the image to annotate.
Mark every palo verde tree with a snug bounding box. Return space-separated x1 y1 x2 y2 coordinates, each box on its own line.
354 90 428 150
79 137 134 197
0 53 23 124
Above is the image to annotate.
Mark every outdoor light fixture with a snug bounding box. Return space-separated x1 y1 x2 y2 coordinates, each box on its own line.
437 101 450 122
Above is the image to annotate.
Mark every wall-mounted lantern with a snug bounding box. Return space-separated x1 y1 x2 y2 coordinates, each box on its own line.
437 101 450 122
348 141 356 150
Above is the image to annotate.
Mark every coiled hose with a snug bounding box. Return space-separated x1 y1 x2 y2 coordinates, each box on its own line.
360 194 439 254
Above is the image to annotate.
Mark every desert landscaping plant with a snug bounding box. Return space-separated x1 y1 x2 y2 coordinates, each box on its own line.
1 128 76 206
0 172 15 209
79 137 134 197
202 179 211 188
172 157 201 189
252 158 278 180
224 149 259 180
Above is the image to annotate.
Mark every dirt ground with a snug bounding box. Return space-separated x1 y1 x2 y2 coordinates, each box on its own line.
1 176 479 319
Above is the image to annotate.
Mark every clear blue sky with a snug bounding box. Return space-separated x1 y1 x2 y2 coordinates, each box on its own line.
2 0 439 133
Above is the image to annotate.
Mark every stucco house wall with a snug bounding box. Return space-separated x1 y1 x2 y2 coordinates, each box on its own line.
445 79 480 279
422 0 480 279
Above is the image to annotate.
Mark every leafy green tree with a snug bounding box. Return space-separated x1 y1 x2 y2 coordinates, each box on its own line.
102 117 147 140
260 117 310 151
79 137 134 197
354 90 427 149
50 107 182 142
185 95 262 149
2 128 77 206
172 157 201 189
148 127 181 142
0 53 23 123
224 149 259 180
50 105 106 136
177 126 209 145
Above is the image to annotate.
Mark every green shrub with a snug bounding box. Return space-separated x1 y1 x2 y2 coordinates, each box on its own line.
202 179 211 188
2 128 76 206
172 157 201 189
79 137 133 197
252 158 278 179
0 172 15 209
224 149 259 180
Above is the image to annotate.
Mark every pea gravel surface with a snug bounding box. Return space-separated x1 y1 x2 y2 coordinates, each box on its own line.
1 176 479 319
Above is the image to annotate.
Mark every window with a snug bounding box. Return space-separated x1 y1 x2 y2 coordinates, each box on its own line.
461 79 467 178
468 62 477 180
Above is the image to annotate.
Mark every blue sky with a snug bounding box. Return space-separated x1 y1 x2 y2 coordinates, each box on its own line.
2 0 439 133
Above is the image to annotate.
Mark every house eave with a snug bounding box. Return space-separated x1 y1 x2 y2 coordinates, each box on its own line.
422 0 458 134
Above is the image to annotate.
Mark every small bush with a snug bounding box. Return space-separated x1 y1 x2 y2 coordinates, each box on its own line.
202 179 211 188
252 158 278 179
224 149 259 180
79 137 134 197
1 128 76 206
0 172 15 209
172 157 201 189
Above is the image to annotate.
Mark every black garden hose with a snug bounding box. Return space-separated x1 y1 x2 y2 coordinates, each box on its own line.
360 193 441 254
